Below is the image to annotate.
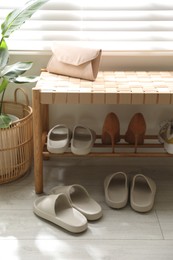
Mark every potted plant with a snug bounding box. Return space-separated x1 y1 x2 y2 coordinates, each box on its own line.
0 0 49 128
0 0 49 182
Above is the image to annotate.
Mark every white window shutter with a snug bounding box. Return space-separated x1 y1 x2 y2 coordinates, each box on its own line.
0 0 173 51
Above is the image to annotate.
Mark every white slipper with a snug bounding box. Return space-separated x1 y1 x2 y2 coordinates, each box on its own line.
130 174 156 213
104 172 129 209
71 125 96 155
50 184 102 220
33 193 87 233
47 124 71 153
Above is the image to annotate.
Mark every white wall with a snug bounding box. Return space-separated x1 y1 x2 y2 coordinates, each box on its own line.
6 51 173 135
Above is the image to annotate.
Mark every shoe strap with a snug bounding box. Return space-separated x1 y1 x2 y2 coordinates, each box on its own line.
132 174 154 192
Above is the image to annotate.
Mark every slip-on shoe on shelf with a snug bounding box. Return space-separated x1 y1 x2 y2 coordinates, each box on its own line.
71 125 96 155
47 124 71 154
104 172 129 209
50 184 102 221
130 174 156 213
33 193 87 233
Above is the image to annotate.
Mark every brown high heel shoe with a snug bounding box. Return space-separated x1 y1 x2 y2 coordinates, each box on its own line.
102 112 120 153
124 113 146 150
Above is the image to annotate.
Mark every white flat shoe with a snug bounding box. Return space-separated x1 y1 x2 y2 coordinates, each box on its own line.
47 124 71 153
33 193 88 233
50 184 102 220
71 125 96 155
130 174 156 213
104 172 129 209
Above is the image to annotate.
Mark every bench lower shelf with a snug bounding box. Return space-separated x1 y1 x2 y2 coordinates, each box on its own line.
42 133 173 158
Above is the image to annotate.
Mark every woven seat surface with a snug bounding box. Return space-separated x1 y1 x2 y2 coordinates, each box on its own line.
36 71 173 105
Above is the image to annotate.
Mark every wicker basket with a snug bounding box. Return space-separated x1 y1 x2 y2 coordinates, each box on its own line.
0 88 33 184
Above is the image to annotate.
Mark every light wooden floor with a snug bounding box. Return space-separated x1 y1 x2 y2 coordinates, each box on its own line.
1 157 173 260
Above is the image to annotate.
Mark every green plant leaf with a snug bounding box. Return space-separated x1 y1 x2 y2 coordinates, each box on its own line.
0 62 33 78
0 114 11 128
0 39 9 70
1 0 49 38
0 78 8 94
12 76 39 83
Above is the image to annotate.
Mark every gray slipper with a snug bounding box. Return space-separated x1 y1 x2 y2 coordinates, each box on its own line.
47 124 71 154
104 172 129 209
50 184 102 220
71 125 96 155
130 174 156 213
33 193 87 233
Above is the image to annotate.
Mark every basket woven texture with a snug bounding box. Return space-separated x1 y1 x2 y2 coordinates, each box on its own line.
0 88 33 184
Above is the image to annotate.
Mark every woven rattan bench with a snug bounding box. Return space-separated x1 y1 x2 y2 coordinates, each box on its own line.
32 70 173 193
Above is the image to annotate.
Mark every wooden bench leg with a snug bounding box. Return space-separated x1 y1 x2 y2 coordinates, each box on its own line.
32 88 43 194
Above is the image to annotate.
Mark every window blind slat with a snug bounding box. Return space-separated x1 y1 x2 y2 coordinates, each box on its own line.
2 21 172 32
1 10 173 21
0 0 173 51
7 40 173 51
9 31 173 41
